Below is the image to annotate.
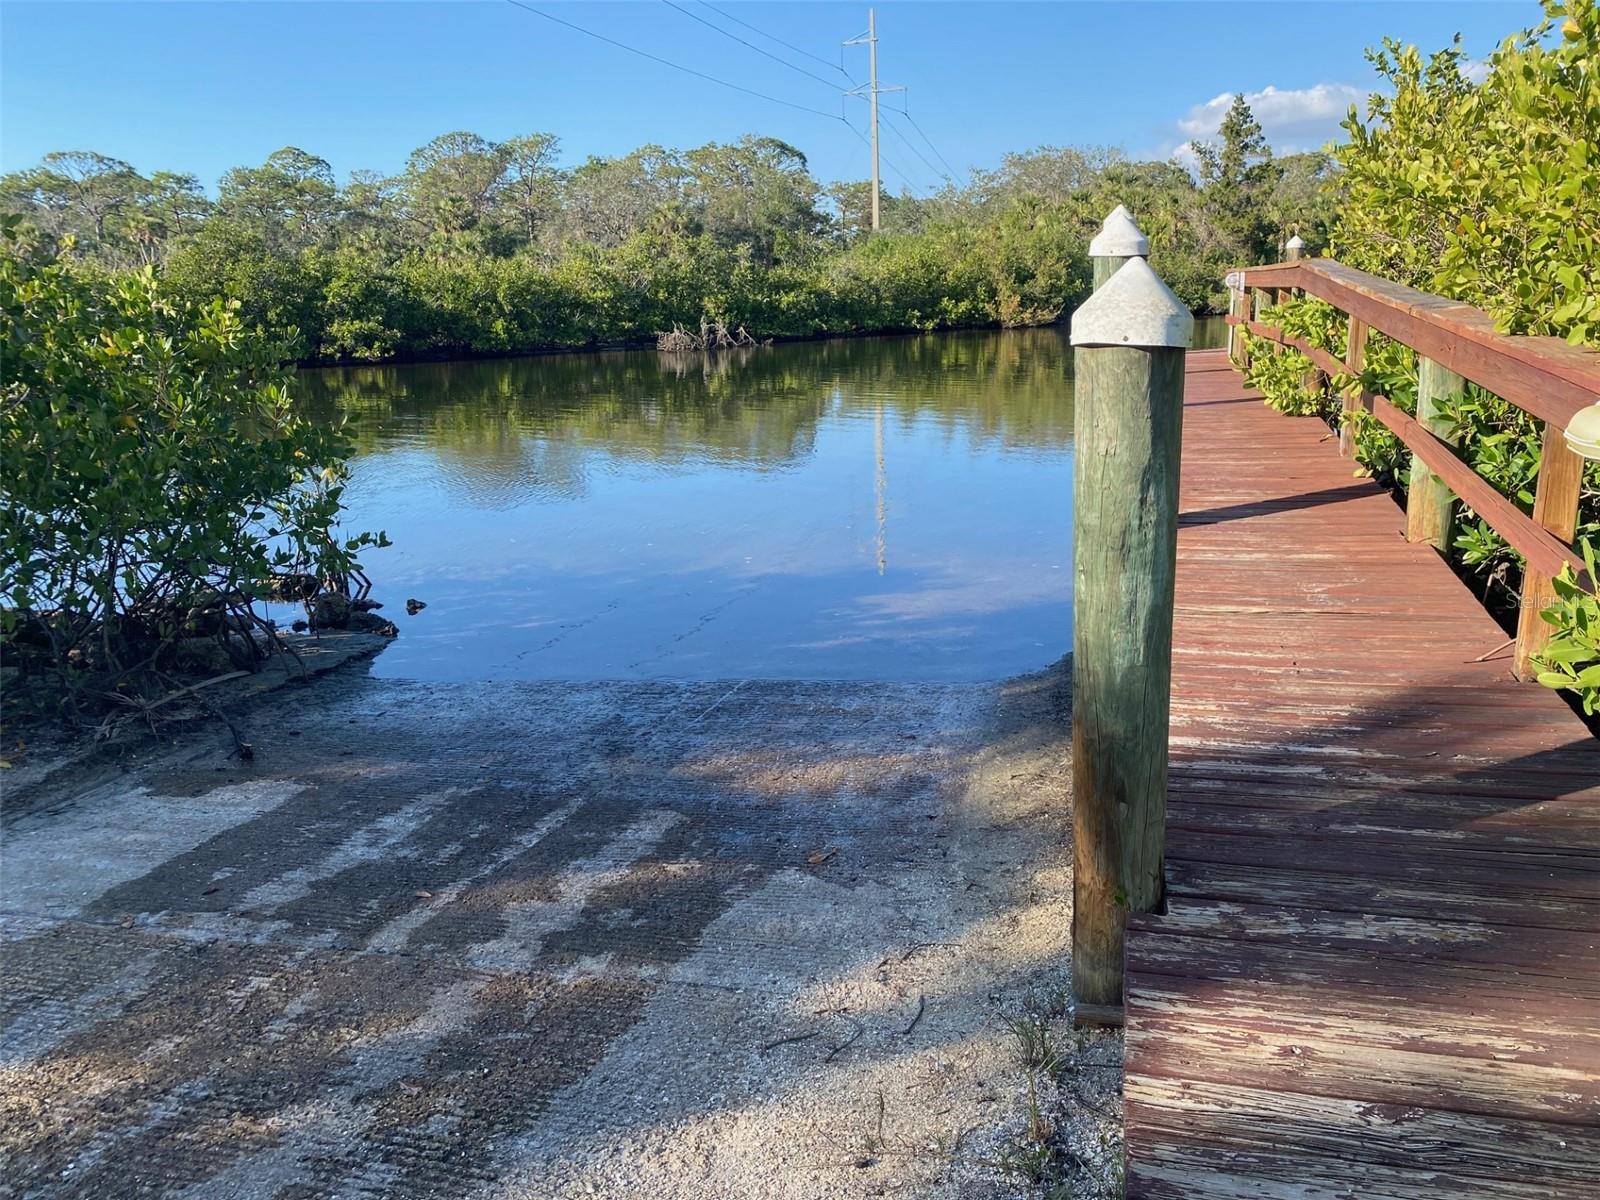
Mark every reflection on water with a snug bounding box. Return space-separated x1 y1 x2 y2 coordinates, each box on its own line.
300 318 1225 681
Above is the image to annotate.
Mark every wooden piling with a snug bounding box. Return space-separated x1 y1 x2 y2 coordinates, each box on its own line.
1405 357 1464 551
1068 257 1192 1015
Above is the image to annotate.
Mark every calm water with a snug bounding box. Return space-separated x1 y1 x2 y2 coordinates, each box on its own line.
299 318 1225 682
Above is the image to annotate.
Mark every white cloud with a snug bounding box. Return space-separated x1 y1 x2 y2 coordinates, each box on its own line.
1162 62 1486 172
1177 82 1365 143
1170 141 1203 174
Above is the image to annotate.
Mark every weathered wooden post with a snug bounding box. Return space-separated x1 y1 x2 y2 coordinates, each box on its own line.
1280 236 1323 398
1252 285 1277 362
1515 423 1587 678
1339 316 1369 457
1225 271 1248 368
1090 205 1150 292
1069 257 1193 1022
1405 358 1465 550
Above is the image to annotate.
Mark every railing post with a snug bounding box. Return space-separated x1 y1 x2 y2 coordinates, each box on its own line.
1282 237 1316 391
1226 271 1248 368
1089 205 1150 292
1339 316 1369 457
1515 427 1586 679
1406 357 1465 550
1068 258 1192 1022
1251 286 1277 360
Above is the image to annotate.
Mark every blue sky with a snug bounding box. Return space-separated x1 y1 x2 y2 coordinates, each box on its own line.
2 1 1531 193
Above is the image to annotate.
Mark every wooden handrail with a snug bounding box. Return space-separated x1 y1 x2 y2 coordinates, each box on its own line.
1231 261 1600 679
1238 316 1584 579
1239 260 1600 427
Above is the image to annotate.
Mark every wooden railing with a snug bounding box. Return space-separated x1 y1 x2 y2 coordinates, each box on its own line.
1226 258 1600 679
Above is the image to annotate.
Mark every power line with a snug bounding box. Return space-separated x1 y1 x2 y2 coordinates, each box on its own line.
881 110 949 187
874 112 933 185
698 1 857 83
662 1 843 91
503 0 843 122
844 118 921 197
503 0 930 216
672 4 939 200
895 106 959 182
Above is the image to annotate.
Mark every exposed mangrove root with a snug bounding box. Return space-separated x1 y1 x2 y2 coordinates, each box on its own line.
3 565 391 731
656 319 768 353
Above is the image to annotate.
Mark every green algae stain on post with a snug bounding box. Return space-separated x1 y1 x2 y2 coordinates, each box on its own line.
1069 256 1192 1018
1090 205 1150 292
1406 356 1466 551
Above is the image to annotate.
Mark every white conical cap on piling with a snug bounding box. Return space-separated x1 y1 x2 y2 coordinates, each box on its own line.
1071 256 1194 348
1089 207 1150 257
1286 234 1306 251
1564 403 1600 460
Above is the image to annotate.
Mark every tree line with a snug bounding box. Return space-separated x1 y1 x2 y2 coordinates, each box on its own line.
2 99 1330 363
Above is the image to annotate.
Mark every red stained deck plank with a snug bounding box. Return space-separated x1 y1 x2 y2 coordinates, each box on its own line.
1122 350 1600 1199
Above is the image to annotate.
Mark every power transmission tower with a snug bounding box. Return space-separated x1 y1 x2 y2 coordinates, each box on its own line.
845 8 902 232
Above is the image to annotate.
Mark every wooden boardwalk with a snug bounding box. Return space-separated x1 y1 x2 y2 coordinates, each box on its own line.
1122 350 1600 1198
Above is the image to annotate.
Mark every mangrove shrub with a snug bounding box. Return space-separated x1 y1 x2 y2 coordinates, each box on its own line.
0 221 386 715
1245 0 1600 710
